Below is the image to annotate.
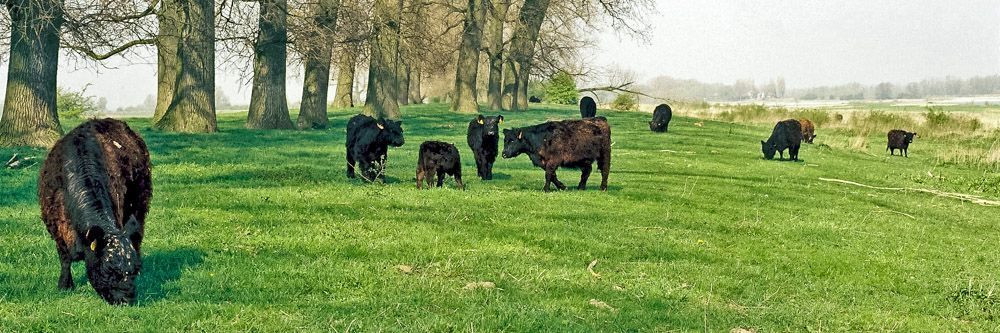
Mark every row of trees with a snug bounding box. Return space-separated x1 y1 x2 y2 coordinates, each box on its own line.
790 75 1000 101
0 0 651 147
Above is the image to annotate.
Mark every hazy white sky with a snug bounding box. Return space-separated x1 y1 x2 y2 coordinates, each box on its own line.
1 0 998 109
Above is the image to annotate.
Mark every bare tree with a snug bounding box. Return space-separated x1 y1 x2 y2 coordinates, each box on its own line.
363 0 403 119
294 0 341 129
450 0 487 113
484 0 509 110
154 0 217 132
246 0 293 129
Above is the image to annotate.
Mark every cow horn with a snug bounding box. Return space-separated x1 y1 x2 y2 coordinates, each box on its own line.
518 131 523 139
377 123 384 130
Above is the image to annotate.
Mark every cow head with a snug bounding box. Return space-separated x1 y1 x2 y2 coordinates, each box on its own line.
904 132 916 143
761 140 777 160
377 119 405 147
475 115 503 136
83 217 142 305
502 128 529 158
649 120 667 132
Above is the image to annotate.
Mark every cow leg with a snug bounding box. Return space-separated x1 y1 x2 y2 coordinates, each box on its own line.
551 170 567 190
598 154 610 191
57 249 74 290
484 161 493 180
578 164 592 190
436 170 446 187
346 153 356 178
904 148 908 158
416 167 424 189
454 170 465 190
791 145 800 161
543 168 554 192
473 154 485 179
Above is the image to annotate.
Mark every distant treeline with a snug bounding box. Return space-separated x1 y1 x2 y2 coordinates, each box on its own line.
636 75 1000 102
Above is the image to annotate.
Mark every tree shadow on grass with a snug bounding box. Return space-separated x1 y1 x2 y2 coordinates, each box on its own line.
137 247 204 305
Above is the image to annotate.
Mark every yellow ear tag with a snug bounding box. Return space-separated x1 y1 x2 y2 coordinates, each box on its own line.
376 123 385 130
477 119 484 125
90 241 97 251
499 118 503 124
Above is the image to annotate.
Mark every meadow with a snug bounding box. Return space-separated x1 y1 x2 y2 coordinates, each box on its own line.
1 103 999 331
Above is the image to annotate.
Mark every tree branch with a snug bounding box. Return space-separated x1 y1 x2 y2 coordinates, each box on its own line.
68 39 157 61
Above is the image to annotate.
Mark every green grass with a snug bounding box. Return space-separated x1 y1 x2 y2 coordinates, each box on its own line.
1 104 999 331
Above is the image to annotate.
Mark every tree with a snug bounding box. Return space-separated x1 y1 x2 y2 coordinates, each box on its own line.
333 45 359 108
154 0 217 132
450 0 488 113
610 93 637 111
501 0 551 112
295 0 341 129
484 0 509 110
246 0 294 129
0 0 64 147
543 71 577 104
363 0 403 120
875 82 895 100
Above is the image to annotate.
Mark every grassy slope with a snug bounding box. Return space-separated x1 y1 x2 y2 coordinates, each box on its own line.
1 104 998 331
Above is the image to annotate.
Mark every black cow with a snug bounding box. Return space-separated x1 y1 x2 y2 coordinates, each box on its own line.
761 119 803 161
467 114 503 180
579 96 597 118
649 104 672 132
38 119 152 305
887 129 917 157
502 117 611 192
346 114 405 181
416 141 465 190
529 96 542 103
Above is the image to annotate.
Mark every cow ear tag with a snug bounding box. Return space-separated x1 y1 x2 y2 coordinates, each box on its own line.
90 241 97 251
499 117 504 124
377 123 385 130
518 131 523 139
477 119 484 125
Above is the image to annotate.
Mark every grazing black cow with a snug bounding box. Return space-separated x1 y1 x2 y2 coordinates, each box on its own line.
502 117 611 192
529 96 542 103
346 114 405 181
761 119 803 161
579 96 597 118
649 104 672 132
887 129 917 157
416 141 465 190
38 118 152 305
467 114 503 180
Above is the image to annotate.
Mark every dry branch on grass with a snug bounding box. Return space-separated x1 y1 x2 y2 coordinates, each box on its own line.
587 259 600 278
819 177 1000 207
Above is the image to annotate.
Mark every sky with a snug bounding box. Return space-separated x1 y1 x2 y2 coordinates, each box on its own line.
1 0 998 109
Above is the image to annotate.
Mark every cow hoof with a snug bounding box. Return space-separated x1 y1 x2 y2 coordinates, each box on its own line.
58 279 74 291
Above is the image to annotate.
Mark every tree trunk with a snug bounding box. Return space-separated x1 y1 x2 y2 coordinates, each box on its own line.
408 65 422 104
296 0 340 130
153 0 218 133
0 0 63 147
333 46 357 108
485 0 508 111
363 0 403 120
247 0 293 129
450 0 487 113
398 62 410 105
501 0 549 111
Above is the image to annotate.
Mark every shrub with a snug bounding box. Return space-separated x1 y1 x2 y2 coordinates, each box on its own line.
610 93 638 111
543 72 578 105
57 87 102 119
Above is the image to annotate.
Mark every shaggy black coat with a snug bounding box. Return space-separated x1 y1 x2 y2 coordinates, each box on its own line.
346 114 405 181
761 119 803 161
887 129 917 157
416 141 464 190
466 115 503 180
502 117 611 192
649 104 672 132
38 118 151 305
579 96 597 118
529 96 542 103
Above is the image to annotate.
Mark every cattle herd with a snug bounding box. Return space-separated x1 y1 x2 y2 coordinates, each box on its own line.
34 100 921 304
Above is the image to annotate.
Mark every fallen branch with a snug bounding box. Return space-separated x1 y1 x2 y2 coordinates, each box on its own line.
587 259 600 278
819 177 1000 207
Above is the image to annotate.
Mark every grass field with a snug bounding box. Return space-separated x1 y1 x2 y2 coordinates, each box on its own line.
1 103 999 331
